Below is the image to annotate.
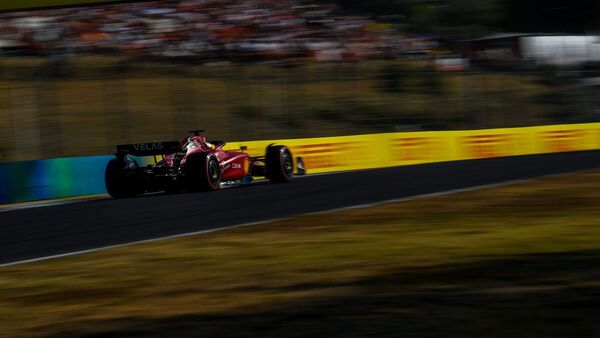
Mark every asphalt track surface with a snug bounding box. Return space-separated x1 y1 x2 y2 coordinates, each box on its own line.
2 150 600 266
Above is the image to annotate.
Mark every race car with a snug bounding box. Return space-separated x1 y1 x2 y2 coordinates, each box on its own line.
105 130 305 198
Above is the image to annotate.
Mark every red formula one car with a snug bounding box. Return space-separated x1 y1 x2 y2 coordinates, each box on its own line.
105 130 305 198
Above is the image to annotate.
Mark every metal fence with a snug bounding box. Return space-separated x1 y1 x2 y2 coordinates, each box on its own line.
1 57 599 162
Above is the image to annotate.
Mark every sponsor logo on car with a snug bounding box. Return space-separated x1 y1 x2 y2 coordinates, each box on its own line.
132 143 164 152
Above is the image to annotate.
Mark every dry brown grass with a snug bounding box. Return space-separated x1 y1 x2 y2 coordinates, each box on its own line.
0 58 559 162
1 171 600 337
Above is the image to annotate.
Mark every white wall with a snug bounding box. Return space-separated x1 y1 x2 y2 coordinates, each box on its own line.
521 36 600 65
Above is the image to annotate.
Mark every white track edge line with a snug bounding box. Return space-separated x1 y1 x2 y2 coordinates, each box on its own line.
0 169 594 268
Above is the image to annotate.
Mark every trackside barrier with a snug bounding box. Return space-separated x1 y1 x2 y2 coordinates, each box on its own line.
1 123 600 204
0 156 112 204
224 123 600 174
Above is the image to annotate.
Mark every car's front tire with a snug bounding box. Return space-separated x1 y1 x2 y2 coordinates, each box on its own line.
266 145 294 183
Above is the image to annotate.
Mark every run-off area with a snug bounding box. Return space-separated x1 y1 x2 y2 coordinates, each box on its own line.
1 170 600 338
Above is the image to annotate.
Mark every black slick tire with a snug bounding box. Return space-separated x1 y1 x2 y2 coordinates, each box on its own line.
105 159 144 198
184 153 221 191
266 145 294 183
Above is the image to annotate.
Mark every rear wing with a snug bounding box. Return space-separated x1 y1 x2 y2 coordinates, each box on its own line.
116 141 182 157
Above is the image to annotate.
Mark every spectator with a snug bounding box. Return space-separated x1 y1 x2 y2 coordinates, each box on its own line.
0 0 430 62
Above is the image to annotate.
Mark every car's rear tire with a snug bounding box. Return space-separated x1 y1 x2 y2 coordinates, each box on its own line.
185 153 220 191
105 159 144 198
266 145 293 183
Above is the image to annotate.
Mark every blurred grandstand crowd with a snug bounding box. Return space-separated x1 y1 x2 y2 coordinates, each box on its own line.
0 0 440 62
